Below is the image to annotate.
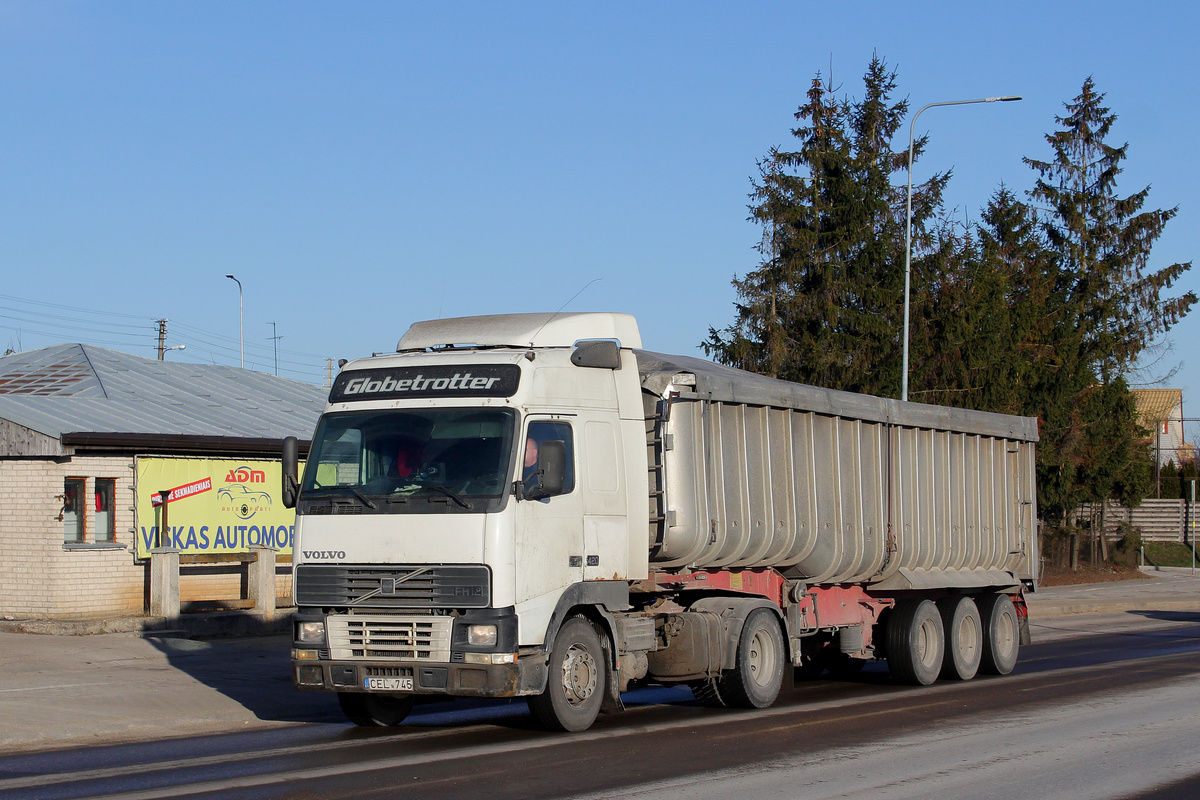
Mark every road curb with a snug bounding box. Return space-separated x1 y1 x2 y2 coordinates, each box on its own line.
0 610 291 637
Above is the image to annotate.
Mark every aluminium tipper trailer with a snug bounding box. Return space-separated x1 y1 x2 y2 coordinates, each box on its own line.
284 312 1038 732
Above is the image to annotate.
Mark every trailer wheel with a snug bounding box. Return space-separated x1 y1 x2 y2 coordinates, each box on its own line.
978 593 1020 675
337 692 415 726
717 608 785 708
886 599 944 686
527 616 606 732
937 596 982 680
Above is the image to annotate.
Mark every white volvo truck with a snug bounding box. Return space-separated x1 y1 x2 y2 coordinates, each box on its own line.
282 312 1038 732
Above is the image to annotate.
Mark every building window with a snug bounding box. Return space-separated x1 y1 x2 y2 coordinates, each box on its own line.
94 479 116 543
63 478 85 543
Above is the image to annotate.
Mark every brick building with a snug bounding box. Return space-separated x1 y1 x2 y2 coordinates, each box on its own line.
0 344 324 621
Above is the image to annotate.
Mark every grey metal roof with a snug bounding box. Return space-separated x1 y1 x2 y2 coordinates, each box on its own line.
635 350 1040 443
0 344 326 442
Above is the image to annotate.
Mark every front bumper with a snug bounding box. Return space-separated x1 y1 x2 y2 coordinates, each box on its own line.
292 654 547 698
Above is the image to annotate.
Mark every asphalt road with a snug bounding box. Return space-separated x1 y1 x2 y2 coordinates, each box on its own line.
1 608 1198 800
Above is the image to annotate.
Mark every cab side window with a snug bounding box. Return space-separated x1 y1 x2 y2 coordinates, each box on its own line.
524 421 575 495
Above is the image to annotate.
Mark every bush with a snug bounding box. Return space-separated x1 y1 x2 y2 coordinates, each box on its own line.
1110 523 1143 567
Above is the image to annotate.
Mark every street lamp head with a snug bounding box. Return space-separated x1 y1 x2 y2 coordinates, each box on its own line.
985 96 1023 102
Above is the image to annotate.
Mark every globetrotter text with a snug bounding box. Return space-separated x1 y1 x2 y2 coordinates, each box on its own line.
342 373 503 395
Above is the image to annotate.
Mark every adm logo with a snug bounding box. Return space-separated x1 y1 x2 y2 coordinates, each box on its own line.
226 466 266 483
302 550 346 560
220 466 271 519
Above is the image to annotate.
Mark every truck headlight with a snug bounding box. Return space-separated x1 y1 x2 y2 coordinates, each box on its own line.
297 620 326 644
467 624 497 646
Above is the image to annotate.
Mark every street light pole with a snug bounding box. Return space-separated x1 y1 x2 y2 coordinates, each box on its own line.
225 274 244 369
902 95 1021 402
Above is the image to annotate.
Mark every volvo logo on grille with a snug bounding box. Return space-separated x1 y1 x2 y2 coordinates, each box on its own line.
348 567 431 605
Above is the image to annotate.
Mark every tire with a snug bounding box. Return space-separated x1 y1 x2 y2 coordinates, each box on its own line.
937 596 982 681
715 608 785 709
527 616 607 732
337 692 415 726
978 593 1020 675
886 598 945 686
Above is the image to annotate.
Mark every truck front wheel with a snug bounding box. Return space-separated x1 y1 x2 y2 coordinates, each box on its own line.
528 616 607 732
337 692 415 726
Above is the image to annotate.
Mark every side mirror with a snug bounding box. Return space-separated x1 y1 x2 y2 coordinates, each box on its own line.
282 436 299 509
527 439 566 499
571 340 621 369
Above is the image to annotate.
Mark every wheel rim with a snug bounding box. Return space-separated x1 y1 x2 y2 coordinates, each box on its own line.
959 615 979 660
995 611 1016 658
748 628 778 687
918 617 940 669
560 643 598 705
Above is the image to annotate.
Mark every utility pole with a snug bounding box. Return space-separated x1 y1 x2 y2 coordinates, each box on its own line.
268 322 283 376
325 358 333 388
156 319 168 360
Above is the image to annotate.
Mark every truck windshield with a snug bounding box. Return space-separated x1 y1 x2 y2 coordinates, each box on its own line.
301 408 517 509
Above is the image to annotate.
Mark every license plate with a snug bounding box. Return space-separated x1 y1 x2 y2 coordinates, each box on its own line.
365 677 413 691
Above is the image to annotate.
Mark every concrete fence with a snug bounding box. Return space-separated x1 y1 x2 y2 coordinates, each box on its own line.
149 546 287 619
1074 499 1200 544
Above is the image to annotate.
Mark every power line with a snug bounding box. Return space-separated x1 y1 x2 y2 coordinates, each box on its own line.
0 292 328 382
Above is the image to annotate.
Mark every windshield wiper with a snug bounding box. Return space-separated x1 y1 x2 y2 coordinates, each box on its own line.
302 486 377 509
416 486 473 510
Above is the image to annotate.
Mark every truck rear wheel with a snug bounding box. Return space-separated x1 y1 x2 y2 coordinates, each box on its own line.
937 596 982 680
337 692 415 726
978 593 1020 675
527 616 606 732
716 608 785 708
886 598 944 686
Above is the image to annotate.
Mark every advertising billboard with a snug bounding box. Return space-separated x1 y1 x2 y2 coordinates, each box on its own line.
134 457 298 559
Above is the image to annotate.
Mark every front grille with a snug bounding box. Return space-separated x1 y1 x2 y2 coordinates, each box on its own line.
302 503 363 515
327 615 452 661
295 564 491 609
363 666 415 678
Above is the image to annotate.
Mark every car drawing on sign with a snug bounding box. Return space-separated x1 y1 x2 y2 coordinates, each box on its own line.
218 484 273 520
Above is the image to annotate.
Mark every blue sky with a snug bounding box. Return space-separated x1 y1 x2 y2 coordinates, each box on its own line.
2 1 1197 419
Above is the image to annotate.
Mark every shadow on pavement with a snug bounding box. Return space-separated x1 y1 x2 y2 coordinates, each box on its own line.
143 621 344 726
1128 609 1200 623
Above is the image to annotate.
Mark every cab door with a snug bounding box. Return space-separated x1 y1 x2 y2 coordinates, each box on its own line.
514 417 584 606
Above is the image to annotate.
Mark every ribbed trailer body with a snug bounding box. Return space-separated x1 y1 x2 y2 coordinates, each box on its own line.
638 351 1039 590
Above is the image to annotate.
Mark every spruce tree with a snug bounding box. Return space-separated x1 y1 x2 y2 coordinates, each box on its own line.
1024 77 1194 381
705 56 948 397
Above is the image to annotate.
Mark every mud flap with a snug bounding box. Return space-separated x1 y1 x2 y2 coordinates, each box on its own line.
599 629 625 713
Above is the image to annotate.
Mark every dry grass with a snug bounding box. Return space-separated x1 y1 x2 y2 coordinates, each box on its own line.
1039 562 1150 587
